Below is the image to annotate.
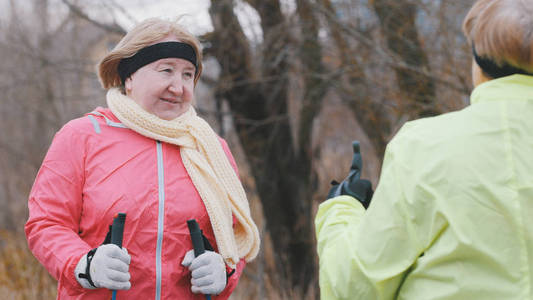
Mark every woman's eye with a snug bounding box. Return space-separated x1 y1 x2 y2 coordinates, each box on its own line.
160 68 172 73
183 72 193 79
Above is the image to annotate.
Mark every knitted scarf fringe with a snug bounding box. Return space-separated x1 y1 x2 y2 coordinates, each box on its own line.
106 88 260 268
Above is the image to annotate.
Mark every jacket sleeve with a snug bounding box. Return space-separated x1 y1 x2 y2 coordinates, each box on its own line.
215 258 246 299
25 123 91 294
315 136 446 300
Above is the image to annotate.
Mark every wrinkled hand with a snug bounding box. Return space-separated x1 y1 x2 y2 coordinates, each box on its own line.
181 249 226 295
75 244 131 290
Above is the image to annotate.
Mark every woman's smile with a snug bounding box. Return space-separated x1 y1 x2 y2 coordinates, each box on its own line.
160 97 181 104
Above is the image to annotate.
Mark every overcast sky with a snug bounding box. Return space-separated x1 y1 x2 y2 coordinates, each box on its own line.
0 0 212 34
108 0 264 43
0 0 268 43
116 0 213 34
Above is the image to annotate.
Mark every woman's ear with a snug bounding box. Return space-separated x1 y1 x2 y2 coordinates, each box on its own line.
472 59 490 87
124 77 133 95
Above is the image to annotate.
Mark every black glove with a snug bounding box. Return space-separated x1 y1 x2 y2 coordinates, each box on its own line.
327 141 374 208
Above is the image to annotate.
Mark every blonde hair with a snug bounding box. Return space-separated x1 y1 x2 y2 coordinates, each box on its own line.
98 18 203 88
463 0 533 73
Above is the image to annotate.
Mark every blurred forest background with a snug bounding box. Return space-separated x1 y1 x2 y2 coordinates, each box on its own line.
0 0 476 299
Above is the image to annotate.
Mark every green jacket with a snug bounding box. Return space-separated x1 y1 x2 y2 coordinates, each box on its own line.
316 75 533 300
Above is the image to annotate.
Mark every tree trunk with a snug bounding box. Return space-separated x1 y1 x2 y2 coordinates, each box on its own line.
209 0 319 292
371 0 439 119
321 0 390 159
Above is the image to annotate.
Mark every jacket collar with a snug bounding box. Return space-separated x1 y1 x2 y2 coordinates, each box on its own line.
470 74 533 105
94 106 122 123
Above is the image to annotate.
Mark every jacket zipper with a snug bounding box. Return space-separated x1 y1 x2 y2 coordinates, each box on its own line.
156 141 165 300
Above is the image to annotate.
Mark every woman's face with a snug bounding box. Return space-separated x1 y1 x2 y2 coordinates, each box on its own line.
124 38 196 120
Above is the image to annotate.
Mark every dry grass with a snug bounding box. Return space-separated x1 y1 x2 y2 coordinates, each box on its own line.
0 229 306 300
0 230 57 300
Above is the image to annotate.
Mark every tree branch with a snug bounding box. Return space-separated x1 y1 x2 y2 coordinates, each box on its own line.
61 0 126 35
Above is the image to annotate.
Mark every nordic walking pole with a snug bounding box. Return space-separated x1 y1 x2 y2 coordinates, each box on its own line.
327 141 373 208
187 219 212 300
111 213 127 300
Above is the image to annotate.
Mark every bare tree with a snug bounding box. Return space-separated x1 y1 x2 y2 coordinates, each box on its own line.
206 0 473 295
208 0 321 292
371 0 439 119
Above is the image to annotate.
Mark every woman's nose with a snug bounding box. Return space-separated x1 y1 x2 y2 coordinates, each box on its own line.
168 77 184 95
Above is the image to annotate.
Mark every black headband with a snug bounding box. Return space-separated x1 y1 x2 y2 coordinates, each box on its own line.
117 41 198 84
472 45 533 79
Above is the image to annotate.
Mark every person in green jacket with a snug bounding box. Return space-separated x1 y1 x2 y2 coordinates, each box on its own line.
315 0 533 299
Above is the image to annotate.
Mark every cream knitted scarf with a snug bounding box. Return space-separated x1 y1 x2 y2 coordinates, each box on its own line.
106 88 260 268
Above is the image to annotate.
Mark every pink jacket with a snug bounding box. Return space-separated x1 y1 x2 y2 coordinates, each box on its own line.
25 107 245 300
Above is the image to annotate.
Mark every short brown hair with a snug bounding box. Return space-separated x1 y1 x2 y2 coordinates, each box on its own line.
98 18 203 89
463 0 533 72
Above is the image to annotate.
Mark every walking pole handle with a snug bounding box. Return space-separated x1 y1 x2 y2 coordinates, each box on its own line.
111 213 127 247
111 213 127 300
187 219 211 300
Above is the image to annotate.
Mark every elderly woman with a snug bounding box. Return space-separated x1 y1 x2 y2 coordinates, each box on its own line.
316 0 533 299
25 18 260 299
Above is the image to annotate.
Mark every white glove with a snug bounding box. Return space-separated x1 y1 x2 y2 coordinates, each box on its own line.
181 250 227 295
75 244 131 290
